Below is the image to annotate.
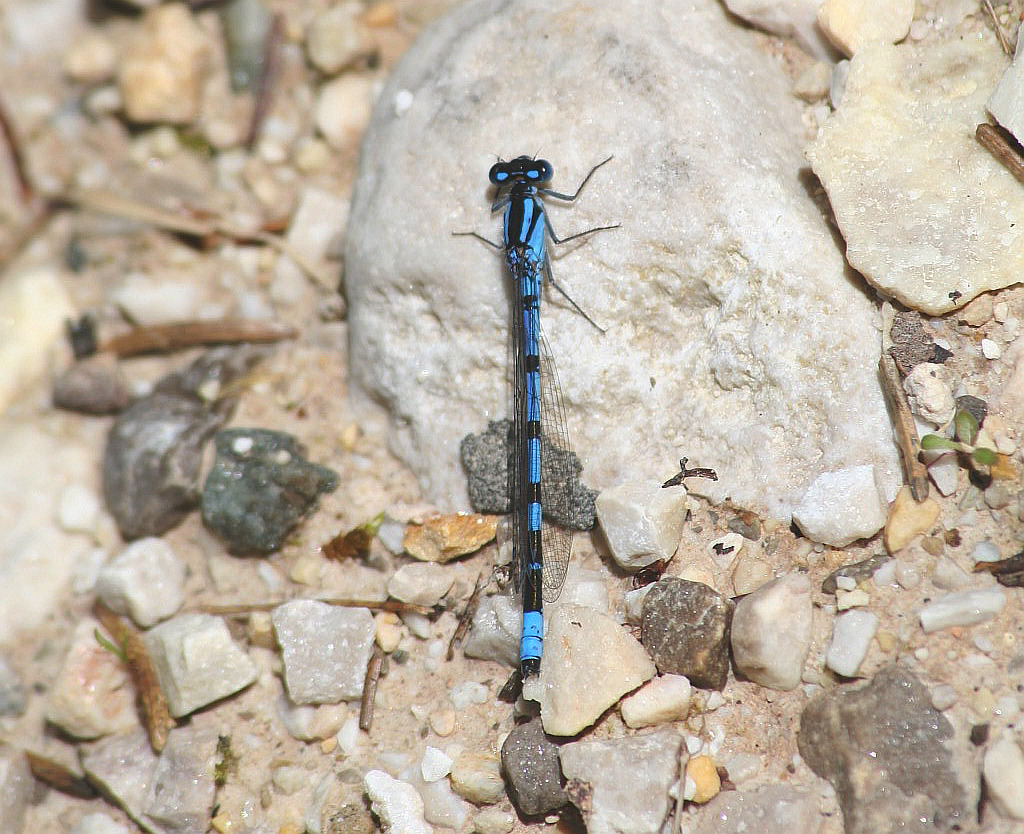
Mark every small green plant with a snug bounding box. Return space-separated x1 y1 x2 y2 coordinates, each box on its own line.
920 410 998 467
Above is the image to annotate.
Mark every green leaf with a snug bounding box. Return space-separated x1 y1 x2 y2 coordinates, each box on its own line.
920 434 958 451
972 447 998 466
954 410 979 445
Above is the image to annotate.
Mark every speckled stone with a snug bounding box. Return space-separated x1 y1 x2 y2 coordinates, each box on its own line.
641 578 732 689
500 718 567 816
798 666 974 833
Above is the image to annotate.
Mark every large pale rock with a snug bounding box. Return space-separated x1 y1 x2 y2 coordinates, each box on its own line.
522 604 655 736
808 39 1018 315
816 0 913 56
792 465 888 547
344 0 900 524
987 28 1024 146
722 0 833 57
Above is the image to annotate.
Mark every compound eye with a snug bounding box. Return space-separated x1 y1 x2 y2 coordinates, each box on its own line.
537 160 553 181
488 162 508 184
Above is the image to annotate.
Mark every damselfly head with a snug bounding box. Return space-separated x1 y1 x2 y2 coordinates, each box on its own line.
489 156 554 186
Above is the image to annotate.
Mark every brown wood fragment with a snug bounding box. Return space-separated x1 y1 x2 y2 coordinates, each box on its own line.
447 571 486 661
359 648 385 732
972 550 1024 586
977 123 1024 185
981 0 1012 55
195 597 432 616
93 603 175 752
0 94 34 204
99 319 297 357
878 353 930 501
246 13 284 150
24 750 96 798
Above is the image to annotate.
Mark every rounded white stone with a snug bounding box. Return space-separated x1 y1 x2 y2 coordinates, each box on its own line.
421 745 454 782
919 588 1006 633
315 74 375 150
95 537 186 627
825 609 878 677
620 674 692 728
56 483 102 533
731 573 813 690
596 480 688 569
388 562 454 607
792 465 887 547
983 735 1024 820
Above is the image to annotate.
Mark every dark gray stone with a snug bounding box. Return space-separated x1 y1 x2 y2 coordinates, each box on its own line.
52 353 133 414
641 578 732 690
821 553 892 594
102 347 263 539
202 428 339 555
461 418 597 530
500 718 567 816
798 665 973 834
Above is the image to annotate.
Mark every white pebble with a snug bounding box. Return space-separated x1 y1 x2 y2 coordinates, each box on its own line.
722 752 760 783
378 520 407 554
110 273 201 326
971 540 1001 563
620 675 692 728
835 588 870 610
895 562 921 590
595 480 688 569
71 812 133 834
337 715 362 755
929 684 957 711
792 465 887 547
449 681 489 710
927 454 959 497
902 363 955 424
314 74 375 150
364 771 432 834
421 746 454 782
919 588 1006 633
95 537 186 627
825 609 878 677
983 736 1024 820
57 483 102 533
981 338 1002 360
388 563 454 607
835 575 857 591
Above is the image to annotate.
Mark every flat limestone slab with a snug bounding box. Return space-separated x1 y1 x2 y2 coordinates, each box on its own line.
808 37 1018 315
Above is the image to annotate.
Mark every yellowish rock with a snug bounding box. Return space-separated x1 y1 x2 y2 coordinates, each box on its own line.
685 754 721 804
403 513 498 562
374 612 403 652
884 486 940 554
817 0 913 56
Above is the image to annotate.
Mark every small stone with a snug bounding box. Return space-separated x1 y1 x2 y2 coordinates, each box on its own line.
0 655 25 717
104 348 261 540
884 486 940 554
929 684 957 711
421 746 453 782
523 605 655 736
689 786 820 834
95 537 186 627
983 735 1024 820
959 293 995 327
144 725 218 832
46 618 138 739
80 729 159 826
731 573 812 690
202 428 339 555
462 595 524 668
499 718 567 816
118 4 208 123
817 0 913 56
0 745 33 834
0 266 75 414
822 553 891 594
450 753 504 805
273 765 307 795
722 0 832 56
315 74 376 150
57 483 102 533
799 667 972 833
285 185 352 269
730 553 772 595
364 771 432 834
927 454 959 497
793 61 832 101
64 31 117 84
919 588 1006 633
403 513 498 563
53 353 134 415
835 588 870 610
387 563 454 607
984 480 1014 510
428 709 456 737
71 812 133 834
981 339 1002 360
596 481 688 569
721 752 761 784
449 681 489 710
685 754 721 804
375 612 403 653
560 728 680 834
273 600 375 704
306 2 366 73
620 674 692 729
277 695 348 741
903 363 955 424
792 465 887 547
931 556 971 591
641 578 731 690
109 275 201 326
825 609 878 677
472 807 515 834
145 613 257 717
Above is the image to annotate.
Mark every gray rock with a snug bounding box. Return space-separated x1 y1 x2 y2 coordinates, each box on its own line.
560 728 681 834
641 578 732 689
344 0 900 526
460 419 596 529
201 428 339 555
53 352 133 415
144 726 218 834
95 537 187 627
273 600 375 704
80 728 160 829
0 654 25 717
690 785 822 834
798 666 974 833
0 744 32 834
463 594 520 668
103 347 261 539
500 719 567 816
145 613 257 717
821 553 891 594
